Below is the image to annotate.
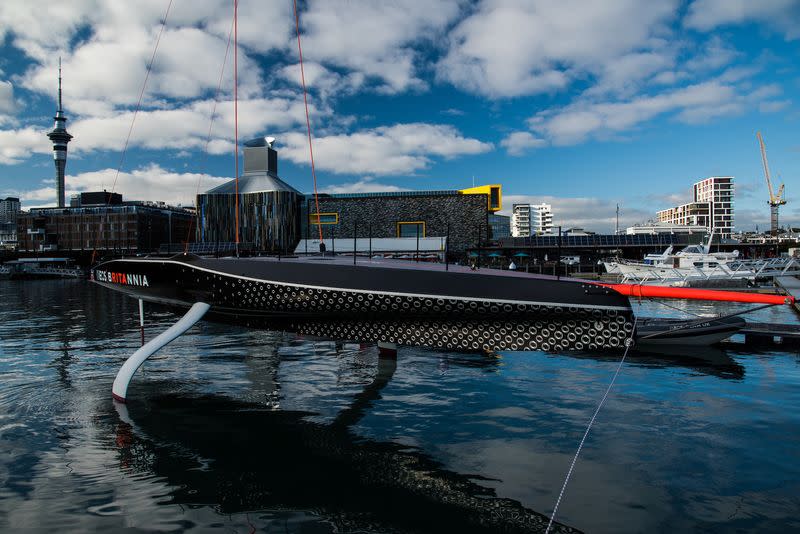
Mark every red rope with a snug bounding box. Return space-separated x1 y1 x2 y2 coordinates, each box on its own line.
184 9 235 254
234 0 240 253
293 0 323 242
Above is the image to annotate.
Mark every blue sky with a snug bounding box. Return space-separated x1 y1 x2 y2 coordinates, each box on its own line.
0 0 798 232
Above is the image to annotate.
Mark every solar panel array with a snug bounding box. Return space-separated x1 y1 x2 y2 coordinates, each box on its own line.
499 234 698 248
157 242 253 254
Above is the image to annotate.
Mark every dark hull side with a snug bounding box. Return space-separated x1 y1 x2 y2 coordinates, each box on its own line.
92 256 635 352
635 316 745 345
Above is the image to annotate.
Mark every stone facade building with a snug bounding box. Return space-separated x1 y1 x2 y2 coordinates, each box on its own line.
196 139 501 256
301 191 492 253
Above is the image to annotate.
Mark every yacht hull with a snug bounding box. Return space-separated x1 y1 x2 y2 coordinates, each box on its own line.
92 256 635 352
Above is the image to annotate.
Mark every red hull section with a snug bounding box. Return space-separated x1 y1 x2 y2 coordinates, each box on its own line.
601 283 794 306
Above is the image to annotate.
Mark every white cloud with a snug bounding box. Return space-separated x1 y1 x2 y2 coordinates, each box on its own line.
686 0 800 40
280 123 492 175
23 26 262 114
321 176 410 194
0 0 96 62
683 35 740 72
437 0 678 98
17 164 229 207
501 194 651 234
717 65 761 83
299 0 462 93
278 62 365 99
20 96 317 158
0 127 51 164
759 100 791 113
500 131 546 156
8 0 289 118
585 51 676 97
527 80 749 145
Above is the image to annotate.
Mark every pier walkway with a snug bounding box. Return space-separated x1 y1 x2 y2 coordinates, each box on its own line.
737 321 800 347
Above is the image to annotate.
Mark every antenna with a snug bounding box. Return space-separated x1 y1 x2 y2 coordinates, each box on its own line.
57 57 63 114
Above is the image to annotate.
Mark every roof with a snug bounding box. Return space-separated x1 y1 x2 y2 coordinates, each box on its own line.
310 190 459 200
205 173 301 195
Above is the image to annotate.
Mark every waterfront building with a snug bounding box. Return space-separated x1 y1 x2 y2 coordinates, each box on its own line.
16 194 193 253
300 185 500 254
0 222 16 250
196 138 502 255
626 222 709 235
511 204 530 237
70 191 122 207
489 213 510 240
511 203 553 237
0 197 21 250
564 227 595 236
197 137 301 253
657 177 734 239
532 203 554 235
0 197 20 222
47 60 73 208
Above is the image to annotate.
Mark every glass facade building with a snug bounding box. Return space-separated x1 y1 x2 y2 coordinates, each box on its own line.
196 138 301 253
198 190 300 252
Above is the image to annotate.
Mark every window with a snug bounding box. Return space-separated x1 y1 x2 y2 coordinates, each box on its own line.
309 212 338 225
490 187 500 210
397 221 425 238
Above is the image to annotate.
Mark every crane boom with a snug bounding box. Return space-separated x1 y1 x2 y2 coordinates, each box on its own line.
757 131 776 203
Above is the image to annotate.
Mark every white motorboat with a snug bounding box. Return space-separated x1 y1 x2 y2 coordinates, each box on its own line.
603 232 752 283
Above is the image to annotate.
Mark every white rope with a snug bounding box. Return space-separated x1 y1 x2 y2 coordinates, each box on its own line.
545 315 638 534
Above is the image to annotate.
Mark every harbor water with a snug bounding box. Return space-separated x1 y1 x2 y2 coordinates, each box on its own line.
1 279 799 532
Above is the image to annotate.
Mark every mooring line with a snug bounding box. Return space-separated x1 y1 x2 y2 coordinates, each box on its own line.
545 315 638 534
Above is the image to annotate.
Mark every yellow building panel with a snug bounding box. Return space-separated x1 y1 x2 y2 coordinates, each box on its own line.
458 184 502 212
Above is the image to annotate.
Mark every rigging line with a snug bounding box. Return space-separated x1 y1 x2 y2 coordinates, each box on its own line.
92 0 173 265
637 303 775 340
110 0 173 196
545 315 638 534
234 0 240 255
293 0 323 242
644 298 702 318
184 6 235 254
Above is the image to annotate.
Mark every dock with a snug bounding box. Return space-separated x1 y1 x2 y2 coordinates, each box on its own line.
775 276 800 315
638 316 800 348
735 321 800 347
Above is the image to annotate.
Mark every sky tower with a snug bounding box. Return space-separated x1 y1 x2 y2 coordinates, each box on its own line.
47 58 73 208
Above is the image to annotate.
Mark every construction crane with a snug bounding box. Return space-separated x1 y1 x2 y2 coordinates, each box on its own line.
757 131 786 236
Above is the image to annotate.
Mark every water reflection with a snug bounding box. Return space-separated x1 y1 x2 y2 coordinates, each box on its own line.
109 355 573 534
3 280 800 533
602 345 745 380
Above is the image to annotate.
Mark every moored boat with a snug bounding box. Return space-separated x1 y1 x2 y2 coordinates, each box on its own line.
92 254 636 352
634 315 746 346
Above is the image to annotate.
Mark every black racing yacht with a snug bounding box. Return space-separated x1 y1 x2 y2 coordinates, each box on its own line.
92 254 635 353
